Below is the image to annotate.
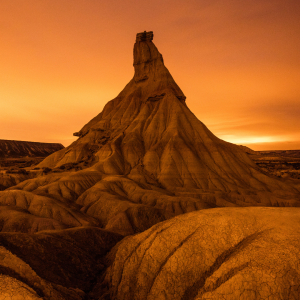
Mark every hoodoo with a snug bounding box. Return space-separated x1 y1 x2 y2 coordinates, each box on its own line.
0 32 299 299
36 31 300 211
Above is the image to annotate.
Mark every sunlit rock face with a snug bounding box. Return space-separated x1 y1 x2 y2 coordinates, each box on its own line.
0 31 299 299
103 207 300 300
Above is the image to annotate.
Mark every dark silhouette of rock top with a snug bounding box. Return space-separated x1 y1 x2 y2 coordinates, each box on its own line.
136 30 153 42
0 139 64 158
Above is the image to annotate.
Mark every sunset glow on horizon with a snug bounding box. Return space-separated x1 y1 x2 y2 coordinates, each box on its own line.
1 0 300 151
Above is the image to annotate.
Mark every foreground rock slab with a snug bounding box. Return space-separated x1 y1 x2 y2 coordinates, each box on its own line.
103 207 300 300
0 227 123 299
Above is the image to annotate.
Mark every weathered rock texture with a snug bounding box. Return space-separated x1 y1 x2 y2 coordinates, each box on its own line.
0 139 64 158
0 227 123 299
0 172 35 191
103 207 300 300
0 31 299 299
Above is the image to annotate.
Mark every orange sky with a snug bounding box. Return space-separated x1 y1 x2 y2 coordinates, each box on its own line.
1 0 300 150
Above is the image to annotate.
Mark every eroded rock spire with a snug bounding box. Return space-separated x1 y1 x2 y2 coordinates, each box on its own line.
37 31 300 212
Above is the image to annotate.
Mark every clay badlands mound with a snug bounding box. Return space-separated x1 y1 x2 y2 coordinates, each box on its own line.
0 31 300 299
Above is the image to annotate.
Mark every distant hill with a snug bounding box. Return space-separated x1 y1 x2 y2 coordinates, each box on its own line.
0 139 64 158
247 149 300 179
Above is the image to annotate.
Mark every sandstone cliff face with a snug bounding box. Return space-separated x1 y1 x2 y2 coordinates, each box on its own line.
0 139 64 158
0 32 299 299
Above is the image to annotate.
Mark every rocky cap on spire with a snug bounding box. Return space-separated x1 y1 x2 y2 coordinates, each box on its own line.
136 31 153 42
132 31 186 101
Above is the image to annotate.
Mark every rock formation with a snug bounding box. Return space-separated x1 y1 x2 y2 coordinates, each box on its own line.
36 31 300 211
0 31 299 299
103 207 300 300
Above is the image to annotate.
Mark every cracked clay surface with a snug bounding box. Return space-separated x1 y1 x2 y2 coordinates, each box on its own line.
103 207 300 300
